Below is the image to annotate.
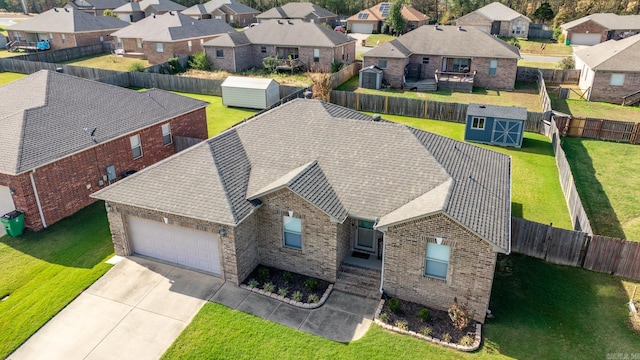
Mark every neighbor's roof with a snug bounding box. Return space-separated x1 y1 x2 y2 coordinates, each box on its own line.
347 2 429 22
256 2 336 20
561 13 640 31
467 103 528 120
221 76 279 89
7 7 128 33
113 0 185 14
182 0 258 16
111 12 234 42
66 0 128 11
364 25 520 59
203 19 355 47
473 2 530 22
92 98 511 252
574 34 640 72
0 70 208 176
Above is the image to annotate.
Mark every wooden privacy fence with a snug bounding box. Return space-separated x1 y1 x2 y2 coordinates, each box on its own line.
583 236 640 279
554 116 640 144
330 62 361 89
517 66 581 84
536 70 553 113
0 58 122 80
5 43 109 63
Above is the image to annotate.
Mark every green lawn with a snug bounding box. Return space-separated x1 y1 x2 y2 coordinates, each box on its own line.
517 38 573 56
0 72 26 85
563 138 640 240
0 202 115 358
61 54 150 72
163 254 640 359
518 59 561 69
0 49 22 58
380 114 571 228
363 34 395 47
550 90 640 122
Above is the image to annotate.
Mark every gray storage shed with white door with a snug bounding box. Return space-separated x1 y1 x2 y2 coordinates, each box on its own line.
465 103 527 148
359 65 383 89
221 76 280 110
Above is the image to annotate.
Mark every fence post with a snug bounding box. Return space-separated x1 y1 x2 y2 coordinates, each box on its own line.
543 222 553 260
578 234 591 268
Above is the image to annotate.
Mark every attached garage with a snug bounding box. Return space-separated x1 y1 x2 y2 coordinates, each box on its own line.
464 103 526 148
570 33 602 45
127 216 222 275
0 186 15 237
350 22 375 34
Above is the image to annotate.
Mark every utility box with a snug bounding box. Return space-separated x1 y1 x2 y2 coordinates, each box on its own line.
1 210 25 237
221 76 280 110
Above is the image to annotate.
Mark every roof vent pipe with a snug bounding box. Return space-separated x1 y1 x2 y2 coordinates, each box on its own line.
277 20 282 24
54 7 58 12
288 20 293 24
458 25 462 30
434 24 439 30
372 114 381 121
303 89 313 99
64 7 69 12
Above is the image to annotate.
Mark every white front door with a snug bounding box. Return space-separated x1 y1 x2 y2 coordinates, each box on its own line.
0 186 16 237
355 219 376 253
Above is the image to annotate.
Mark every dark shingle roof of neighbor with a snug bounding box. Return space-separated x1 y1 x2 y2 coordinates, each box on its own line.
364 25 520 59
574 33 640 72
256 2 336 19
203 19 355 47
93 99 511 252
111 12 235 42
7 7 128 32
68 0 128 11
113 0 185 13
182 0 258 15
467 103 528 120
0 70 208 176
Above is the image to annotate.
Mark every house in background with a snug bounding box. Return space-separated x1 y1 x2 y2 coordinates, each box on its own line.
92 98 511 323
111 12 234 64
464 104 526 148
203 19 355 73
0 70 208 235
113 0 186 23
182 0 259 27
573 34 640 105
64 0 128 16
560 13 640 45
6 7 127 51
362 25 520 91
347 2 429 34
256 2 337 26
455 2 531 38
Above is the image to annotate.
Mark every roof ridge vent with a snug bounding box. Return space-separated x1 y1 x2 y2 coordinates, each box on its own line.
54 7 58 12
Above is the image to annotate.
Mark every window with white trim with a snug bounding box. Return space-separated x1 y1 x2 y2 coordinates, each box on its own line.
422 57 429 64
61 34 66 44
313 48 320 62
13 32 22 41
283 216 302 249
156 43 163 53
471 117 485 129
425 242 450 279
161 124 172 146
187 40 192 52
130 134 142 159
610 73 625 86
216 49 224 58
136 38 142 48
489 60 497 76
261 46 266 53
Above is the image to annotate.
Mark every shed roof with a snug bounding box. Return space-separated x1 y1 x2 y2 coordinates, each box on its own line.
359 65 384 74
221 76 279 89
7 7 128 33
574 34 640 72
467 103 527 120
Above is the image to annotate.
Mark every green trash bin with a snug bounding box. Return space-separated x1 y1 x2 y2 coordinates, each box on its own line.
1 210 25 237
565 39 571 46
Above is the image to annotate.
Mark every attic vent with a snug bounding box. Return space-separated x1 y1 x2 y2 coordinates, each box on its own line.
288 20 293 25
54 7 58 12
457 25 462 30
64 7 69 12
434 24 439 30
479 105 486 108
277 20 282 24
169 11 174 15
152 14 156 18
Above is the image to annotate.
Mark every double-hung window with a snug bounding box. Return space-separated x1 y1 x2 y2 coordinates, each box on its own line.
130 135 142 159
161 124 172 146
425 242 450 279
283 216 302 249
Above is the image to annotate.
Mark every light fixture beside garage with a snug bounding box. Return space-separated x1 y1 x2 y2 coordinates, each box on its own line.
9 188 16 196
219 228 227 237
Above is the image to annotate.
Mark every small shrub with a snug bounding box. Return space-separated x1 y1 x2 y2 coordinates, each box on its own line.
371 29 378 34
304 278 318 292
282 271 292 283
257 267 269 281
292 291 303 302
557 33 566 44
262 282 275 293
167 57 184 74
247 278 258 288
418 308 431 322
448 297 474 331
378 312 390 323
263 56 278 73
442 333 452 343
395 320 409 331
553 27 562 41
188 51 211 71
507 37 521 49
331 61 344 73
419 326 432 336
308 294 319 303
460 335 474 346
560 56 575 70
277 287 288 297
387 298 401 314
129 62 146 72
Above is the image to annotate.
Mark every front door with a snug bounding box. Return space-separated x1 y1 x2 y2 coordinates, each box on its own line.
355 219 376 253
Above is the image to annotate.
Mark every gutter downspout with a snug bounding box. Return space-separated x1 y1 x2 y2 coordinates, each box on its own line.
379 231 385 294
29 171 47 229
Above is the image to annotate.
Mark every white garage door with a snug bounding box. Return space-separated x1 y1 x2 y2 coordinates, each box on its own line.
128 216 222 275
571 33 601 46
0 186 16 237
351 23 374 34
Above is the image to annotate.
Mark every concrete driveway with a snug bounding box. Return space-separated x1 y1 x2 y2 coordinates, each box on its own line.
9 257 224 360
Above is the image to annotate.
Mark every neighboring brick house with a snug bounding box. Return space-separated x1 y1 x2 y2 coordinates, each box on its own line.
574 34 640 104
455 2 531 38
6 7 127 51
111 12 234 64
64 0 128 16
560 13 640 46
113 0 186 23
182 0 259 27
0 70 208 235
256 2 337 26
92 99 512 323
203 19 355 73
347 2 429 34
362 25 520 90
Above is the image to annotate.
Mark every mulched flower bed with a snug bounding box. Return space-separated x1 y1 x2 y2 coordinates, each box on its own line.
378 295 478 344
243 265 330 302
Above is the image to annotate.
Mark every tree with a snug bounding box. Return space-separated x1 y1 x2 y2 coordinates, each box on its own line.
532 2 555 23
103 9 117 18
385 0 406 36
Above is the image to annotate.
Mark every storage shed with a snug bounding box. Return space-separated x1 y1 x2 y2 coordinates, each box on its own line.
359 65 383 89
465 103 527 148
221 76 280 110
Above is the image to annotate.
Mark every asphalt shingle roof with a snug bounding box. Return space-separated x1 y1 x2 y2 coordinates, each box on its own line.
561 13 640 31
112 12 234 42
93 99 511 252
574 34 640 71
183 0 258 16
67 0 128 11
467 103 528 120
7 7 128 33
113 0 185 14
347 2 428 22
474 2 530 22
0 70 208 175
256 2 336 20
364 25 520 59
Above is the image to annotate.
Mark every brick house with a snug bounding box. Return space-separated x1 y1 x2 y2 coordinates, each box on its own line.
256 2 337 26
362 25 520 91
347 2 429 34
113 0 186 23
111 12 234 64
92 99 511 323
455 2 531 38
203 19 356 73
64 0 128 16
0 70 208 235
560 13 640 46
574 34 640 104
6 7 127 51
182 0 259 27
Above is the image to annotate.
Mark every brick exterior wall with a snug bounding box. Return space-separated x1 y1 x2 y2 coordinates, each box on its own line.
563 20 608 44
589 71 640 104
363 56 409 89
471 57 517 90
206 45 237 71
456 12 490 30
332 42 356 64
0 108 207 232
382 213 497 323
232 212 259 284
8 30 115 50
120 37 143 53
144 35 220 64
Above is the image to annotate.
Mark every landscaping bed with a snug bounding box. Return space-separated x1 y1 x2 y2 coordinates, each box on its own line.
242 265 330 304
